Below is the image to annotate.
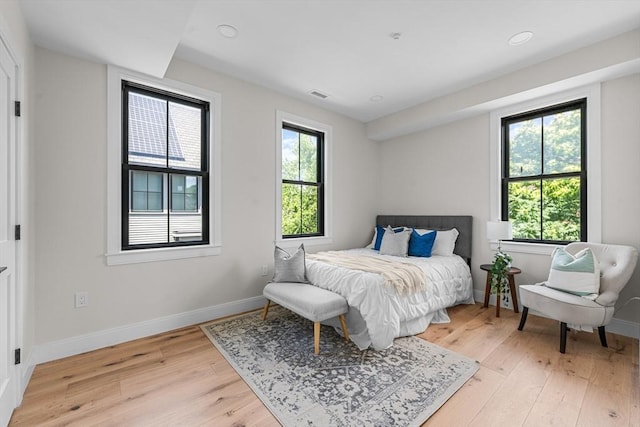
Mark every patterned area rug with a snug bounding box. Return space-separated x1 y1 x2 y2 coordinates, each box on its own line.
201 307 478 426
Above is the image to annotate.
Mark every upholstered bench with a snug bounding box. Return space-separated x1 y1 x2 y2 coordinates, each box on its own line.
262 282 350 355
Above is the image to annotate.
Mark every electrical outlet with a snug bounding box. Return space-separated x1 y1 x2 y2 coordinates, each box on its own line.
75 291 89 308
261 265 268 276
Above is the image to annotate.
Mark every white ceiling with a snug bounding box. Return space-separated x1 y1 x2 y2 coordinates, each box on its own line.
19 0 640 122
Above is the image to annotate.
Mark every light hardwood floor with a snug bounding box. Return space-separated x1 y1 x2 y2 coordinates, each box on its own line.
9 303 639 426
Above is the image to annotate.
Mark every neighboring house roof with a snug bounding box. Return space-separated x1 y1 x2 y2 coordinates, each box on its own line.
128 92 202 171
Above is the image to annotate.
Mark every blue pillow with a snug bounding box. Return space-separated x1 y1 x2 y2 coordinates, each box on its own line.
408 230 437 257
373 225 406 251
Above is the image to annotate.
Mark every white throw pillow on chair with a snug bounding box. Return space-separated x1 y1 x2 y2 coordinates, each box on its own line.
546 247 600 300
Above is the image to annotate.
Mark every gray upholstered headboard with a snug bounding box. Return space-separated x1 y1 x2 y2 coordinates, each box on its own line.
376 215 473 265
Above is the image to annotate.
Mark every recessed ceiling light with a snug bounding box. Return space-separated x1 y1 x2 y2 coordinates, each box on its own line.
217 24 238 39
370 95 384 102
508 31 533 46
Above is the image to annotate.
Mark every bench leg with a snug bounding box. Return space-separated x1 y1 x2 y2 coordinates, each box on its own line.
261 300 270 321
339 314 350 342
314 322 321 355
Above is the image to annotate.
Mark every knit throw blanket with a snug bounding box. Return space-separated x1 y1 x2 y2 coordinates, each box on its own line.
307 251 426 295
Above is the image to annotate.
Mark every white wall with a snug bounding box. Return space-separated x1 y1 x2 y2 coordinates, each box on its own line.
377 113 490 282
32 49 378 348
377 73 640 325
600 73 640 323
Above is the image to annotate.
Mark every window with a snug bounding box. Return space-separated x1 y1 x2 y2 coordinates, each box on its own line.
171 175 199 212
281 123 324 238
122 81 208 249
489 83 602 255
501 99 586 244
107 65 222 265
131 171 163 211
275 111 332 246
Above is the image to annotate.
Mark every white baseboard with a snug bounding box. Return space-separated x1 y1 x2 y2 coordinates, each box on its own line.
607 317 640 339
25 291 640 370
30 295 266 366
17 357 35 407
473 289 639 339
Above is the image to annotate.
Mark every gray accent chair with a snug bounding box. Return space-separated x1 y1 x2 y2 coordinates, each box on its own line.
518 242 638 353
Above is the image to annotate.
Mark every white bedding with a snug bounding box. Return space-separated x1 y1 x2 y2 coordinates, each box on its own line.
305 248 474 350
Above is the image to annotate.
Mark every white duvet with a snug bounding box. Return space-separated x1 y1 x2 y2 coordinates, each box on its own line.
305 248 474 350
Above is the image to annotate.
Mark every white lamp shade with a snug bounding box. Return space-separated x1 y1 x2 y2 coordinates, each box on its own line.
487 221 513 241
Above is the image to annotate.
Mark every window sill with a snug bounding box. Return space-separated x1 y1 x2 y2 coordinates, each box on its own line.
490 240 562 256
275 236 333 250
106 244 221 266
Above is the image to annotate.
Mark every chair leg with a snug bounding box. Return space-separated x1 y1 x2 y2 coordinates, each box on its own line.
598 326 608 348
261 300 270 321
560 322 568 354
517 306 529 331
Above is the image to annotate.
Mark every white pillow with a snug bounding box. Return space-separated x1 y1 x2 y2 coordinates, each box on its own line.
379 226 411 257
546 247 600 299
366 225 409 250
415 228 459 256
365 226 377 249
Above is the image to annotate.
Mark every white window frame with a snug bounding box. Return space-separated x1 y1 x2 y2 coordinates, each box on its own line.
275 110 333 249
489 84 602 255
106 65 222 265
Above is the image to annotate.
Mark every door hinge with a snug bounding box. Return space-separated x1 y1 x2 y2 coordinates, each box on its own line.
14 101 21 117
15 224 21 241
14 348 21 365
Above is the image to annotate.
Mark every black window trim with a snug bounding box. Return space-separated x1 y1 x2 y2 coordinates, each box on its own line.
121 80 210 250
281 122 325 239
501 98 587 245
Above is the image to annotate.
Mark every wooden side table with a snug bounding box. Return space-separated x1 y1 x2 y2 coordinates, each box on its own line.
480 264 521 317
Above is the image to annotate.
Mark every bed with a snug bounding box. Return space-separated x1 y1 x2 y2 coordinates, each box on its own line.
305 215 474 350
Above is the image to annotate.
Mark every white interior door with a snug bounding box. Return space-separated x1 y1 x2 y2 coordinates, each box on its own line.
0 36 18 427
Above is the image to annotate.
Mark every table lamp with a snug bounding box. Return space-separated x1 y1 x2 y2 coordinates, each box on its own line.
486 220 512 252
